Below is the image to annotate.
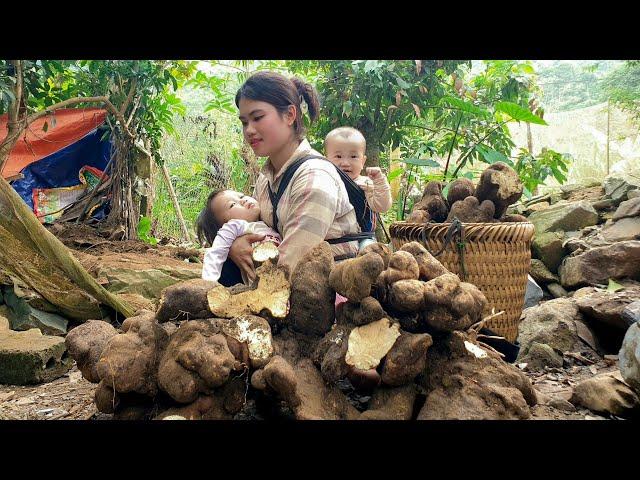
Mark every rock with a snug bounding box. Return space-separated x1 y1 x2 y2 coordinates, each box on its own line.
559 241 640 288
524 275 544 308
622 301 640 325
517 298 598 359
0 325 72 385
525 202 550 214
601 217 640 242
619 323 640 393
518 341 563 371
548 397 577 412
603 175 640 204
530 259 559 284
628 189 640 199
574 285 640 332
592 198 616 211
418 332 537 420
613 197 640 220
547 283 568 298
570 371 640 417
1 286 68 336
532 231 566 272
528 200 599 236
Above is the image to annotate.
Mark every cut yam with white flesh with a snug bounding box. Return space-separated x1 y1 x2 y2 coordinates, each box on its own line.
219 315 274 369
207 260 290 319
345 318 401 371
252 241 279 266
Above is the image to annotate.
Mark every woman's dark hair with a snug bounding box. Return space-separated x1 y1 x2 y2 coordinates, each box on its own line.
235 71 320 141
195 189 225 247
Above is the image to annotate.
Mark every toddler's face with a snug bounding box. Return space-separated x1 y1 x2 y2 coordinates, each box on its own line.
325 137 367 180
211 190 260 224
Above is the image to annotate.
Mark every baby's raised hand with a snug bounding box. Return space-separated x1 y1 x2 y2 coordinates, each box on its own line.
366 167 382 180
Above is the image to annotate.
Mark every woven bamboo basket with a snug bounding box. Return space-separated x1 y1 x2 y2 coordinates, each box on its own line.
389 221 535 343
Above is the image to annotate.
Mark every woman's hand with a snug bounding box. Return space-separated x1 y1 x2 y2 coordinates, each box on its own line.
228 233 265 283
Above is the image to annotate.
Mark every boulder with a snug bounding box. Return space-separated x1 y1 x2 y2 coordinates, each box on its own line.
530 259 559 284
0 317 72 384
547 283 568 298
528 200 599 236
613 197 640 220
628 189 640 200
559 241 640 288
622 301 640 325
570 371 640 417
603 175 640 204
574 284 640 332
532 231 566 272
524 275 544 308
619 323 640 393
518 341 563 371
601 217 640 242
517 298 598 360
1 285 68 336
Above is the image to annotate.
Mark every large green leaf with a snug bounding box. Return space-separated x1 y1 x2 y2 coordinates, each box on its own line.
495 102 548 125
476 145 510 164
402 158 441 167
440 96 490 117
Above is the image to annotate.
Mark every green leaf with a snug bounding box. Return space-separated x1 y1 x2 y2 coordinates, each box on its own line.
402 158 440 167
342 100 353 117
607 279 624 293
442 183 451 199
364 60 379 72
477 145 509 164
495 102 548 125
462 172 475 180
440 96 490 117
387 168 404 181
394 74 411 90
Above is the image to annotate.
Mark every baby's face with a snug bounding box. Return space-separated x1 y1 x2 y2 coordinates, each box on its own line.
211 190 260 224
325 137 367 180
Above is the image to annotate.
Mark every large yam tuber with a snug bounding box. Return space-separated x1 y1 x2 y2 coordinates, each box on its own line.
157 320 242 403
447 196 496 223
65 320 118 383
422 274 487 331
357 242 391 269
156 279 218 323
345 318 401 371
358 384 417 420
474 162 523 219
219 315 273 369
411 181 449 223
287 242 335 336
407 209 432 223
329 252 385 302
447 178 475 205
376 251 420 287
337 296 386 326
399 242 450 281
207 260 290 320
381 332 433 386
95 311 168 397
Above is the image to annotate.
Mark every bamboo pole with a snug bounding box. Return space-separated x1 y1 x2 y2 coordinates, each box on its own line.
160 161 191 243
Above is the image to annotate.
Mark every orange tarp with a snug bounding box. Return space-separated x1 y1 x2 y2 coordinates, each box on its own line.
0 108 107 179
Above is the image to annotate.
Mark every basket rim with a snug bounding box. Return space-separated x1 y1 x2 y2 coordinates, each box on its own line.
390 221 535 243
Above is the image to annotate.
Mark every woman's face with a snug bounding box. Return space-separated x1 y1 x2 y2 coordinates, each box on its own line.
238 98 295 157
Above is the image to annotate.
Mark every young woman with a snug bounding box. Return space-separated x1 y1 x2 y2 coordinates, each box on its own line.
228 71 360 282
